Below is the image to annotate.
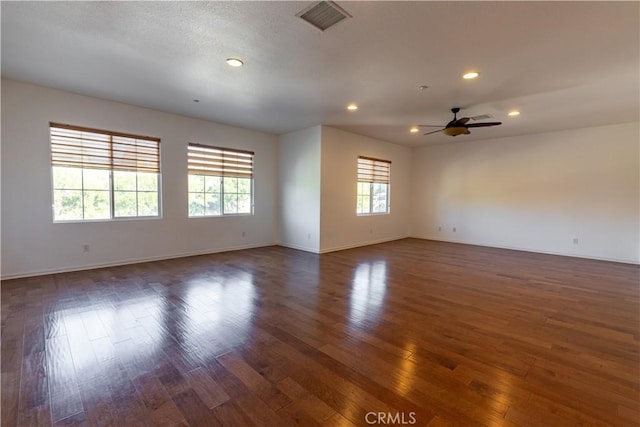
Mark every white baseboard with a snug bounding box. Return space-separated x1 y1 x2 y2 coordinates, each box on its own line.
318 235 409 254
1 242 275 280
6 234 632 280
275 242 321 254
410 235 640 265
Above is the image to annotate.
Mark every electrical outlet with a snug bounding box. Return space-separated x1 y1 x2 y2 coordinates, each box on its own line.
82 244 90 253
241 231 246 237
438 226 442 231
573 237 579 245
452 227 456 232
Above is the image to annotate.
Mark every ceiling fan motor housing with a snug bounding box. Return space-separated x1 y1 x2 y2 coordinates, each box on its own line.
443 127 470 136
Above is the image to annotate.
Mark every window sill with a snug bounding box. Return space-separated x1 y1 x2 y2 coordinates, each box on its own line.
53 216 162 224
188 213 254 218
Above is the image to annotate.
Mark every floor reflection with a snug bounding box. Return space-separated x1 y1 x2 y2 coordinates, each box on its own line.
64 269 259 377
59 299 165 384
182 271 256 360
349 261 387 325
394 342 416 395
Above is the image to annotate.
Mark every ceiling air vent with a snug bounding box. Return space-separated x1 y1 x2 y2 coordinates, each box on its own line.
471 114 494 121
297 1 351 31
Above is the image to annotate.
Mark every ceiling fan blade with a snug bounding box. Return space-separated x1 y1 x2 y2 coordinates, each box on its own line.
417 124 445 127
465 122 502 128
454 117 470 125
423 129 444 136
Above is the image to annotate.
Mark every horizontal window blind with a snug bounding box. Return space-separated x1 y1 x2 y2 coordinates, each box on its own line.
50 123 160 173
357 156 391 184
188 143 254 178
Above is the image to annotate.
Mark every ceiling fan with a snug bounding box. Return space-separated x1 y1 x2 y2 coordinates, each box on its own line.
421 107 502 136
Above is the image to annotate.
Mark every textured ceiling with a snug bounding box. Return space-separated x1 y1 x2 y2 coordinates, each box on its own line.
2 1 638 147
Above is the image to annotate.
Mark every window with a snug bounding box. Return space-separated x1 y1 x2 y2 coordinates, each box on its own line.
50 123 160 221
357 156 390 215
187 143 254 217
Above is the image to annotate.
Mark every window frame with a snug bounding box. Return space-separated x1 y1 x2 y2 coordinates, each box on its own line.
187 143 255 218
50 123 161 223
356 156 391 216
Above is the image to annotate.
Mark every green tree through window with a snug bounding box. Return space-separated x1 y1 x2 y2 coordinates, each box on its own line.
50 123 160 221
356 156 390 215
187 143 254 217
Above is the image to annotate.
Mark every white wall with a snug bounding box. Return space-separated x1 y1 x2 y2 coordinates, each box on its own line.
3 79 637 279
320 126 412 252
410 121 640 263
1 79 278 279
277 126 322 252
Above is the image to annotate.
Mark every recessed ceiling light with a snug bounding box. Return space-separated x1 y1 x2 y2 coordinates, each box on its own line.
508 110 521 116
463 71 479 80
347 104 358 111
226 58 244 67
418 85 429 91
410 127 419 133
193 99 200 103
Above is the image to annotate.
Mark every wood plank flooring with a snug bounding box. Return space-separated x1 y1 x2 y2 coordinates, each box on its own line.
1 238 638 426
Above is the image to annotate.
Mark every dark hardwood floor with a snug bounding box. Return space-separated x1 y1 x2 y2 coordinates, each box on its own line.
1 239 638 426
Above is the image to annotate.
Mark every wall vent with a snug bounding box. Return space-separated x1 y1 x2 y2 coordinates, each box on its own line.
470 114 494 121
297 1 351 31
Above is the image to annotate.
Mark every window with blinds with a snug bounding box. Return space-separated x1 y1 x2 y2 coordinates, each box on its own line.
357 156 391 215
50 123 161 221
187 143 254 216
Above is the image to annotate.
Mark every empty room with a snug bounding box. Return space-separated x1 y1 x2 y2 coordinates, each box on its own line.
1 2 638 426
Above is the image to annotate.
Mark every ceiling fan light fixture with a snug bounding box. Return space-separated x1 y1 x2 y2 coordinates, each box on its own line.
443 127 470 136
226 58 244 67
410 127 419 133
463 71 479 80
347 104 358 111
508 110 521 116
424 107 502 137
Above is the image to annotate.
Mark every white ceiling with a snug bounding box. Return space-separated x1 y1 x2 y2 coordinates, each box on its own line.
2 1 638 147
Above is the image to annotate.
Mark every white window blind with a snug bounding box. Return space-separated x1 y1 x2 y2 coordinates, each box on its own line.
188 143 254 178
50 123 160 173
357 156 391 184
